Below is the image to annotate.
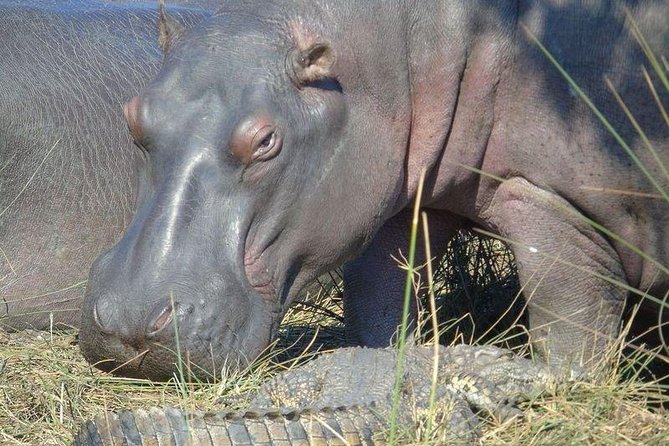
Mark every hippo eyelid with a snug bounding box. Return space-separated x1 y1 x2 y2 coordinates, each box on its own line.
230 115 282 165
251 126 282 161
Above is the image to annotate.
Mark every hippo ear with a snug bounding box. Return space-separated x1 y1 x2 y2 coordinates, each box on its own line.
288 43 336 87
158 0 184 53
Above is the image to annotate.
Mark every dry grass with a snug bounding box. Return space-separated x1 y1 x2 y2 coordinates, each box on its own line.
0 329 234 445
0 269 349 445
479 369 669 446
2 233 669 445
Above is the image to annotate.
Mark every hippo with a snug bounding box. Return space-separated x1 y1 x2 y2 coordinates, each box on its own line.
0 0 221 331
71 0 668 381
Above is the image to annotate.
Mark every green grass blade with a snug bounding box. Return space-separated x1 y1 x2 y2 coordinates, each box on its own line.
521 23 669 205
624 8 669 95
641 67 669 128
605 77 669 185
388 169 426 445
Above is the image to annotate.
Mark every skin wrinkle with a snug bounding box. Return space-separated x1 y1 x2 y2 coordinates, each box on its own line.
11 12 134 214
399 3 477 213
245 235 280 294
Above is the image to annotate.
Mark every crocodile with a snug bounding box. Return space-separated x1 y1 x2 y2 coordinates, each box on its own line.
74 344 577 445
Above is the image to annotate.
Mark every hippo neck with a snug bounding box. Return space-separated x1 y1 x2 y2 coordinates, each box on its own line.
394 1 518 216
260 0 517 218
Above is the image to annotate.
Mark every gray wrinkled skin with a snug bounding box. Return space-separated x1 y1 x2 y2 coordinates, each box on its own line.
75 345 575 445
77 0 669 380
0 1 219 330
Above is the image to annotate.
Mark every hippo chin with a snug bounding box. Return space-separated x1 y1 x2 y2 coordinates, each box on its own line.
79 0 668 380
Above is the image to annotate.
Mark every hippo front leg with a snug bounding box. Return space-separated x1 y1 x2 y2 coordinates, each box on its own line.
481 177 627 365
343 209 463 347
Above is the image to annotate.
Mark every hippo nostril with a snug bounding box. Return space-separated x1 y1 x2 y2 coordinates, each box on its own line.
147 301 174 336
92 300 114 335
146 299 196 338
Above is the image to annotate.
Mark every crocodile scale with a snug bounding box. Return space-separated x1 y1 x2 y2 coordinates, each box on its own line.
75 406 384 446
74 345 577 445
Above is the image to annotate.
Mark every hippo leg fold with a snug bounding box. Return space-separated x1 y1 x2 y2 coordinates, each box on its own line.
481 177 627 365
342 208 460 347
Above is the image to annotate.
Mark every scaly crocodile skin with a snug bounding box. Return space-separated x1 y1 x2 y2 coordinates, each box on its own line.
75 406 387 446
74 345 578 445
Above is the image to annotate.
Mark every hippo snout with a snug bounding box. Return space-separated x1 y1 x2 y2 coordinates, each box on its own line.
81 290 217 380
79 242 276 381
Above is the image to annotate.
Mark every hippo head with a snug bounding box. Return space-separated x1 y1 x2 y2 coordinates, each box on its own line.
79 6 411 380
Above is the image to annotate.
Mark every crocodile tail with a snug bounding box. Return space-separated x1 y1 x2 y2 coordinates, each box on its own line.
74 406 384 445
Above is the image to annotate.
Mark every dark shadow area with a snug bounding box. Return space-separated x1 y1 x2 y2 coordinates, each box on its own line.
274 229 525 364
487 0 668 148
278 228 669 387
423 231 526 350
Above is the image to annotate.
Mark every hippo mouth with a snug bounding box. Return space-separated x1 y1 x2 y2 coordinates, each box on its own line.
242 219 283 300
83 294 270 380
79 238 283 381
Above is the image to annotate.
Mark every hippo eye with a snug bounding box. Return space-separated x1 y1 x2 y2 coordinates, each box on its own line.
250 125 282 161
230 115 282 164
